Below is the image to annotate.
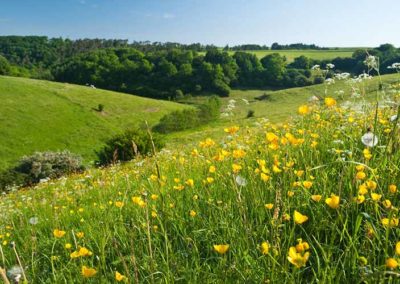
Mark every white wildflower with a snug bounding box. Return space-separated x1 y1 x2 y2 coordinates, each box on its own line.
361 132 378 147
325 78 335 85
29 217 39 225
326 63 335 69
235 175 247 187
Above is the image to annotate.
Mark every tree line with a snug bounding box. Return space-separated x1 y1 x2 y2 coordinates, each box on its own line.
1 36 400 100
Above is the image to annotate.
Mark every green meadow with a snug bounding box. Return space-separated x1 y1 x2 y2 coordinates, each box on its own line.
0 76 188 170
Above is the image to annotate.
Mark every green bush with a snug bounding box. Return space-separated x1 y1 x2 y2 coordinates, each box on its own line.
0 55 11 75
0 151 84 191
153 96 221 134
0 169 27 191
246 110 255 118
96 128 165 166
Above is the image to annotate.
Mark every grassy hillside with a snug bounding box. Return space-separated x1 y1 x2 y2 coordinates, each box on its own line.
1 75 400 282
0 76 188 169
170 74 400 145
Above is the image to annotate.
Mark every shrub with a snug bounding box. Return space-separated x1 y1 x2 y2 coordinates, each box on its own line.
246 110 255 118
15 151 84 184
0 55 11 75
0 151 84 190
153 96 221 134
98 104 104 112
0 169 27 191
96 128 165 166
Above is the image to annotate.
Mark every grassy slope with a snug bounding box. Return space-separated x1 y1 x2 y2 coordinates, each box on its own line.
170 74 400 145
0 76 188 169
1 72 400 282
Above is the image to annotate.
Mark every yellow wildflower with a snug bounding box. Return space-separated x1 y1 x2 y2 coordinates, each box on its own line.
53 229 66 238
213 244 229 255
325 194 340 209
81 266 97 278
386 258 398 269
298 105 310 115
261 242 270 255
294 210 308 224
115 271 127 282
311 195 322 202
324 97 337 107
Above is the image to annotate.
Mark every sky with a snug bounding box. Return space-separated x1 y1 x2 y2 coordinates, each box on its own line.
0 0 399 47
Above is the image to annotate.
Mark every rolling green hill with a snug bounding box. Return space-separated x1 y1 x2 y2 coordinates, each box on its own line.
0 76 188 169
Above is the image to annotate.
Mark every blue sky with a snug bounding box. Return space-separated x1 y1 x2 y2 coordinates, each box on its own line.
0 0 399 47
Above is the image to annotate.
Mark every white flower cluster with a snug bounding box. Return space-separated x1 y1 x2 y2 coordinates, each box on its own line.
335 72 350 80
387 62 400 70
326 63 335 69
221 99 237 117
364 55 379 71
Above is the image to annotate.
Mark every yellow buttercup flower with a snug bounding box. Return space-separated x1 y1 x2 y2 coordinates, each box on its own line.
298 105 310 115
76 232 84 239
261 242 270 255
115 201 124 208
115 271 127 282
132 196 146 207
383 199 392 208
213 244 229 255
389 184 397 193
209 165 216 173
366 180 377 190
356 171 366 180
287 246 310 268
265 203 274 210
325 194 340 209
311 195 322 202
53 229 66 238
185 179 194 187
381 217 399 227
232 149 246 159
324 97 337 107
189 210 197 217
302 181 313 189
370 193 382 201
363 148 372 160
224 126 239 135
260 173 270 182
386 258 398 269
358 184 368 195
81 266 97 278
294 210 308 224
355 195 365 204
232 164 242 174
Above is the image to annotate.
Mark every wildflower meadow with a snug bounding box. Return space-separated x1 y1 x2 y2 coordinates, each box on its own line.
1 60 400 283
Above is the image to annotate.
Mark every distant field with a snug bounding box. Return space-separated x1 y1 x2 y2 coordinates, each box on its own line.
200 48 359 62
229 49 358 62
0 76 188 169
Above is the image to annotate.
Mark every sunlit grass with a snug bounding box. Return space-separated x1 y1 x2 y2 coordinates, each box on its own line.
1 72 400 282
